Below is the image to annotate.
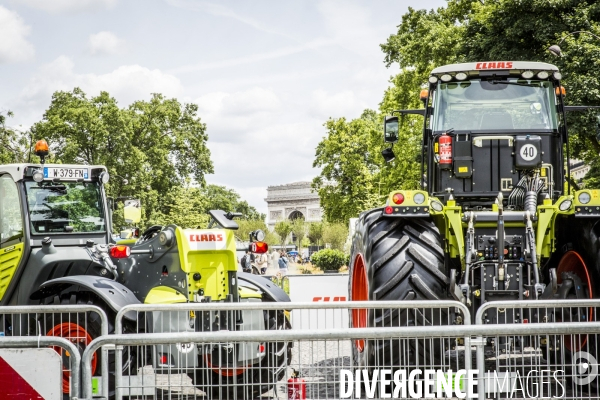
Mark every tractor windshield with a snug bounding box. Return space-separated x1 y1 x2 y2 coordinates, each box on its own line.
25 181 106 234
432 78 559 132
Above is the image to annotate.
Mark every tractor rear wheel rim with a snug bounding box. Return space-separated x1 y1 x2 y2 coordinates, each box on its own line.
47 322 97 393
351 253 368 352
557 250 593 351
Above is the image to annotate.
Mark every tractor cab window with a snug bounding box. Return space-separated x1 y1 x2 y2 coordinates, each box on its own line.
0 175 24 245
432 78 558 132
25 181 105 234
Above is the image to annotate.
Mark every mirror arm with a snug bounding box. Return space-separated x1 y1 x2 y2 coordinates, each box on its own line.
392 109 426 116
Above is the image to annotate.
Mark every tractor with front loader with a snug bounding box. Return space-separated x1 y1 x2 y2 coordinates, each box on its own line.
349 61 600 372
0 141 291 399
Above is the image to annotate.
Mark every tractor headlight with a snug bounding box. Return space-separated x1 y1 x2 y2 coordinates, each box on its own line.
428 76 438 84
413 193 426 205
537 71 549 79
553 72 562 80
578 192 591 205
32 169 44 183
522 71 534 79
559 199 572 211
431 200 444 212
441 74 452 82
99 171 110 184
251 230 265 242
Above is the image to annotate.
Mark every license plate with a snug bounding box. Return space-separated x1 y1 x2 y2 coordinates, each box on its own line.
43 167 89 180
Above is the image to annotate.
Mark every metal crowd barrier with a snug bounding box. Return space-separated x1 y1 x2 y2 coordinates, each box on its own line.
475 299 600 400
0 305 108 399
110 300 469 399
82 322 600 400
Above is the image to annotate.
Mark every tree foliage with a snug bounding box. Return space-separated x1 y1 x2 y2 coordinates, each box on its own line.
30 88 214 227
274 220 292 247
291 217 307 249
0 111 29 164
307 222 324 246
323 222 349 252
236 219 268 242
315 0 600 223
202 184 264 220
3 89 263 230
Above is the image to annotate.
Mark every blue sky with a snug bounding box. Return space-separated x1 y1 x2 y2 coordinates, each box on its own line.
0 0 446 216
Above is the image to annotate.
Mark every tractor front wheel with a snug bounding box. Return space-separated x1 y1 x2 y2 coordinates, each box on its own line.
349 208 452 370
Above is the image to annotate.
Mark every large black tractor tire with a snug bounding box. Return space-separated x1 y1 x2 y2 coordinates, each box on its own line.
32 292 138 400
188 309 292 399
348 208 452 370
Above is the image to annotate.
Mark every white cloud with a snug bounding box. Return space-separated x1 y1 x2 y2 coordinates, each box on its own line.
310 89 369 120
167 0 298 42
88 31 125 55
0 6 34 64
197 87 281 116
317 0 378 55
15 56 182 125
17 0 117 13
171 38 334 74
195 87 282 143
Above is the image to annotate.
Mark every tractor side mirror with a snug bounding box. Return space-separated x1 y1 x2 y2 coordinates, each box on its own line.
384 116 399 143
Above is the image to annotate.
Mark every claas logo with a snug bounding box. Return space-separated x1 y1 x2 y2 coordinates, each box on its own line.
189 233 224 242
476 62 513 70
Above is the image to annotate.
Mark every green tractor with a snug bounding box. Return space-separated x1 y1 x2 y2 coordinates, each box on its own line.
349 61 600 368
0 143 291 398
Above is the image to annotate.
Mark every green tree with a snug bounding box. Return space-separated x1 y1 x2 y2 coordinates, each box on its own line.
264 230 281 247
307 222 324 246
313 111 383 223
274 220 292 248
291 217 307 250
323 222 349 252
31 88 214 227
201 184 265 220
236 219 268 242
148 185 208 228
0 111 29 164
313 82 422 223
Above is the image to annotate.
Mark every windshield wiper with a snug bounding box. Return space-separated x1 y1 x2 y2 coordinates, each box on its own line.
489 80 539 87
30 184 67 191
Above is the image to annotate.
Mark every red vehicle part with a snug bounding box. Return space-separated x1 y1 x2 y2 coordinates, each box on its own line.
439 132 452 167
288 374 306 399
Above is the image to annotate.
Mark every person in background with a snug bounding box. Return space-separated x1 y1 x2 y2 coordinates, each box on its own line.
242 250 252 273
256 251 268 274
272 249 280 274
278 251 289 276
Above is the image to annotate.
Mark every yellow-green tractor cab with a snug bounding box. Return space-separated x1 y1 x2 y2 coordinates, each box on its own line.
111 210 292 398
349 61 600 370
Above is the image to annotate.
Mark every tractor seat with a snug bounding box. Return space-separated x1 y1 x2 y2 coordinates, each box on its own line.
480 111 514 130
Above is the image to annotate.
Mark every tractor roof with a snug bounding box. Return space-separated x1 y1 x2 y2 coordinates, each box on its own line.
0 163 107 182
431 61 559 75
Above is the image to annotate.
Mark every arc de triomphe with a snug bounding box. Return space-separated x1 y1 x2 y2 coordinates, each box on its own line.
265 181 322 231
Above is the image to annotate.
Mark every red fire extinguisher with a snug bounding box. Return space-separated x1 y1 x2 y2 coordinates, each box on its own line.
439 131 452 169
288 369 306 400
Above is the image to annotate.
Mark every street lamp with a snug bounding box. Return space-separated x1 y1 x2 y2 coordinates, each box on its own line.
549 30 600 57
